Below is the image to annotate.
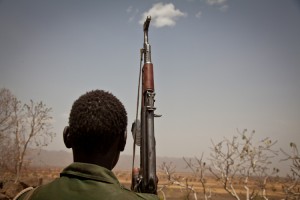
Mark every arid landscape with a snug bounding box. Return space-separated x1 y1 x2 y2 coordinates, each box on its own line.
1 145 299 200
1 135 299 200
0 166 290 200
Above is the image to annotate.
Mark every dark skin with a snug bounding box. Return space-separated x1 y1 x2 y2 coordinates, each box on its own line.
63 127 121 170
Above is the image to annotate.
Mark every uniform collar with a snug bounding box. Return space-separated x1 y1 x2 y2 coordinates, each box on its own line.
60 162 119 184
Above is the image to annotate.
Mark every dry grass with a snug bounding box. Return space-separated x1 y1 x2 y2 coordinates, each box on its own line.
2 167 288 200
114 170 286 199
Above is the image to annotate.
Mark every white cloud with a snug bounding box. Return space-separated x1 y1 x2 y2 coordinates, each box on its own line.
206 0 229 12
126 6 133 13
195 11 202 19
126 6 139 23
206 0 227 5
219 5 229 12
139 3 186 28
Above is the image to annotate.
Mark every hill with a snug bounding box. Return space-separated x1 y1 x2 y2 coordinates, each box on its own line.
26 149 190 172
26 149 289 176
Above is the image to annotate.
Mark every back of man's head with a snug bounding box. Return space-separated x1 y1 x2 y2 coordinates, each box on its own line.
67 90 127 154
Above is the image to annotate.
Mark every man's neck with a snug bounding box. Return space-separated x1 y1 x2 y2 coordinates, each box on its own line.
72 148 119 170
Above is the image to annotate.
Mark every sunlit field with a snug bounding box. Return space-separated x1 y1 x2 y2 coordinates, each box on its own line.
1 167 289 200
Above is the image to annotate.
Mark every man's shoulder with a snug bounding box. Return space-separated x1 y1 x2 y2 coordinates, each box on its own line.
15 180 159 200
15 186 159 200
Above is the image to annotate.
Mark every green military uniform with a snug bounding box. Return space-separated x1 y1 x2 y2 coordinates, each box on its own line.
16 162 159 200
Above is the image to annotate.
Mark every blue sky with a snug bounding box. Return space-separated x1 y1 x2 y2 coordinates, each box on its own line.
0 0 299 159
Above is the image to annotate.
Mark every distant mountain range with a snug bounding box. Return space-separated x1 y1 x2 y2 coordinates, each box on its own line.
26 149 289 176
26 149 191 172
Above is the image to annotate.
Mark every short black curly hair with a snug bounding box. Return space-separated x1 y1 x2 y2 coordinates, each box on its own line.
68 90 127 153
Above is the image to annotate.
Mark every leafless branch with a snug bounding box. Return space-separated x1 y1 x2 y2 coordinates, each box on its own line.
159 162 198 200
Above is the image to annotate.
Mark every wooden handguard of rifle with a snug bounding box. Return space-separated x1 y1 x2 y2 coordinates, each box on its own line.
143 63 154 92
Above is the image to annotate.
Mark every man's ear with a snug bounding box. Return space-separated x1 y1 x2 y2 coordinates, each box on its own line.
63 126 72 148
118 130 127 151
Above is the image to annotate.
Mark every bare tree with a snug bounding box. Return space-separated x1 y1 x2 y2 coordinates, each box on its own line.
0 88 16 136
13 100 54 182
281 143 300 200
0 88 55 182
209 129 278 200
209 134 241 199
0 88 19 172
159 162 198 200
238 130 278 200
183 154 212 200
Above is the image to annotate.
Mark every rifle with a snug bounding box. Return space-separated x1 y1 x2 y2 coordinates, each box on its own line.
131 16 160 194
